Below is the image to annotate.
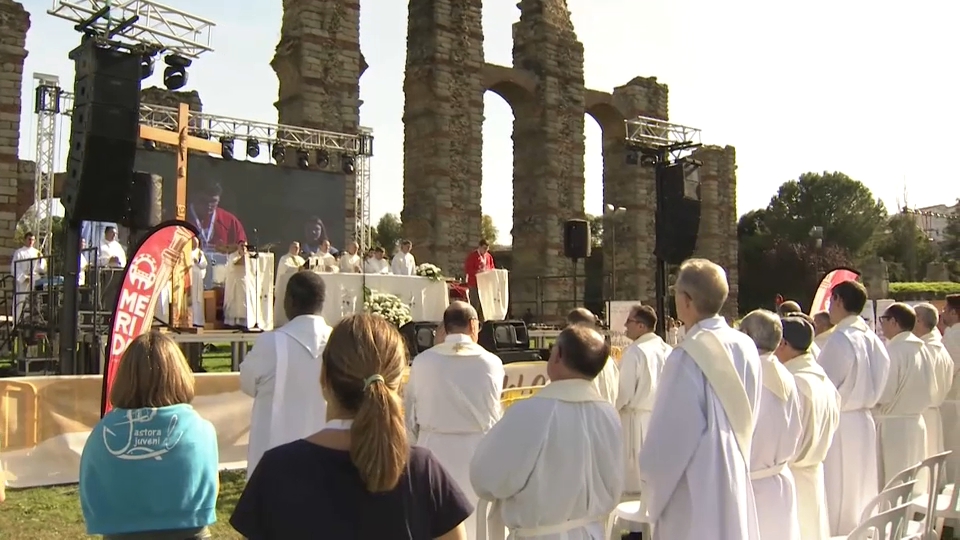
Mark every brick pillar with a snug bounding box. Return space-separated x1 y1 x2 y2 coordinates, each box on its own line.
691 145 738 317
603 77 669 304
512 0 587 316
0 1 29 274
401 0 484 274
272 0 364 245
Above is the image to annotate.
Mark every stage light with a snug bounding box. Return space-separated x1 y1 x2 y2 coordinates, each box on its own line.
163 54 192 90
315 149 330 168
625 149 639 165
640 154 658 167
341 154 355 174
297 149 310 169
271 143 285 163
143 139 157 150
246 139 260 159
140 53 156 80
220 137 234 160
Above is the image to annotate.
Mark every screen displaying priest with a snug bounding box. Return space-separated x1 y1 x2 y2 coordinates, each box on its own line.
404 301 504 540
240 271 332 478
639 258 762 540
470 324 623 539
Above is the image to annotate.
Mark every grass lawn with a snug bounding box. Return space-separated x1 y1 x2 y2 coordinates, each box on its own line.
0 470 246 539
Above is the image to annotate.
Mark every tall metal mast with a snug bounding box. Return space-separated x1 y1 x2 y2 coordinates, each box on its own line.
33 73 66 255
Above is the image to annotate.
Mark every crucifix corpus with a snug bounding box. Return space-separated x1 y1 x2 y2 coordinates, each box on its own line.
139 103 223 331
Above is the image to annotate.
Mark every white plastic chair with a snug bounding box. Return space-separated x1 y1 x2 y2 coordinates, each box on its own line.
909 451 957 539
604 494 651 540
831 481 918 540
902 451 950 540
884 461 924 491
841 502 914 540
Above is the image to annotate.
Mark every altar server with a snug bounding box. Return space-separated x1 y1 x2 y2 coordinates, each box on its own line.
391 240 416 276
224 241 256 328
240 271 331 477
739 310 803 540
189 237 207 327
338 241 362 273
776 316 840 540
818 280 890 535
640 259 762 540
616 304 670 495
470 324 622 539
940 295 960 478
405 301 503 540
364 247 390 274
914 303 953 474
567 307 619 406
273 242 305 327
876 302 936 487
97 226 126 268
11 232 44 324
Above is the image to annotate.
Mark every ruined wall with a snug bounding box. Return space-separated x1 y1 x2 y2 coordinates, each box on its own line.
272 0 364 244
0 0 28 272
694 145 738 317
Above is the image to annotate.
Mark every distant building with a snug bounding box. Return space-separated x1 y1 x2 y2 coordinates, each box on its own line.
903 203 958 242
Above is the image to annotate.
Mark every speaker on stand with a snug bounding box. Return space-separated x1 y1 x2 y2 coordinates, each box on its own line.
563 219 591 309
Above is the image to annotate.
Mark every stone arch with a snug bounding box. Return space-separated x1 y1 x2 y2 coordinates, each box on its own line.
482 64 537 108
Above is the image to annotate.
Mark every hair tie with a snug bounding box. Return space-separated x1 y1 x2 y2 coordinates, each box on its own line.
363 374 385 390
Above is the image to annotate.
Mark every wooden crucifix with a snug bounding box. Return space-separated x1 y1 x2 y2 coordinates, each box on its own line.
139 102 222 331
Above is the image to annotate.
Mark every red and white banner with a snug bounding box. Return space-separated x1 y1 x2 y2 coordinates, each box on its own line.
101 221 198 416
809 267 861 316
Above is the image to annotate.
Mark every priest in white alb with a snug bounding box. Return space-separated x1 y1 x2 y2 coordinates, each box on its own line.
391 240 416 276
224 241 257 328
776 316 841 540
818 280 890 535
639 258 762 540
338 241 362 273
813 311 835 351
240 271 331 477
940 295 960 478
876 302 936 488
913 303 953 477
189 236 207 327
739 310 803 540
97 226 126 268
11 232 44 324
364 246 390 274
470 324 622 539
615 304 670 496
405 301 504 540
273 242 305 327
566 307 619 406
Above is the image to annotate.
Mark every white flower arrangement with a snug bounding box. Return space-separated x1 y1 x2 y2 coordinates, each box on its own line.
364 289 413 327
415 263 444 282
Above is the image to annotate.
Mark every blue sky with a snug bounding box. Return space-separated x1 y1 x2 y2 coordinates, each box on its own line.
18 0 960 243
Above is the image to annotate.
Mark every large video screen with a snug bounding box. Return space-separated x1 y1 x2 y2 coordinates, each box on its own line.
133 151 347 253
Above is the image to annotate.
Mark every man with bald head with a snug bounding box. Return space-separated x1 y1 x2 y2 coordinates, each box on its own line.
566 307 619 406
472 324 623 538
913 303 954 487
337 241 362 273
778 300 803 317
404 301 503 539
640 258 762 540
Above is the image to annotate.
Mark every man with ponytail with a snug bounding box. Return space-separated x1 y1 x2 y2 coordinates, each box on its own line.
231 314 473 539
470 324 623 539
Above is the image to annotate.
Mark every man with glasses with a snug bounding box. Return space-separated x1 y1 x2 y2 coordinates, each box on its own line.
939 295 960 478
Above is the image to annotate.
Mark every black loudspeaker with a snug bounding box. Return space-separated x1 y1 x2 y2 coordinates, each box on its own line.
400 321 439 360
479 320 530 353
62 40 142 224
126 172 163 230
655 163 702 265
563 219 591 259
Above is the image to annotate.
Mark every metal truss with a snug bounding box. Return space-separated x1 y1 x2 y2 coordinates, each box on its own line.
356 132 373 251
48 0 215 58
624 116 702 154
33 74 64 256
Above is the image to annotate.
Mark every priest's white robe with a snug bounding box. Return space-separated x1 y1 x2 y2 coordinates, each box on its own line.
224 251 257 328
593 356 619 407
97 239 126 268
919 331 953 472
470 379 622 540
240 314 331 478
751 353 803 540
364 257 390 274
10 246 43 324
272 253 305 327
78 252 88 286
338 252 362 273
615 332 671 494
876 331 936 488
639 316 762 540
154 283 171 325
941 324 960 479
814 328 835 351
405 334 504 540
818 315 890 535
391 252 416 275
190 249 207 327
785 353 841 540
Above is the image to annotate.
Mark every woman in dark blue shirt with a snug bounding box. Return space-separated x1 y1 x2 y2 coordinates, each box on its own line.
231 314 472 539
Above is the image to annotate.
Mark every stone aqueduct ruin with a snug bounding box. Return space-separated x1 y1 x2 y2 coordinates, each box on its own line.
0 0 739 316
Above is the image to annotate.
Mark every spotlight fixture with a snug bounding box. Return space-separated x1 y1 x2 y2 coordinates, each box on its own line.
271 143 286 163
625 149 639 166
220 137 234 160
315 149 330 168
140 53 156 80
162 54 193 90
341 154 356 175
296 149 310 169
246 139 260 159
640 154 658 167
143 139 157 151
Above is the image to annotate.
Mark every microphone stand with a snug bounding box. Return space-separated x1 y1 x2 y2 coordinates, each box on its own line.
248 229 261 330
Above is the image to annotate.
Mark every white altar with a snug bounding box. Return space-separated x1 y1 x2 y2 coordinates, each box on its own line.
315 273 449 324
223 251 275 331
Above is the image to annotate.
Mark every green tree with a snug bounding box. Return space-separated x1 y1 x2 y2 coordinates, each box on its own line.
873 213 937 282
481 215 499 245
763 171 887 255
587 214 603 247
371 213 403 254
